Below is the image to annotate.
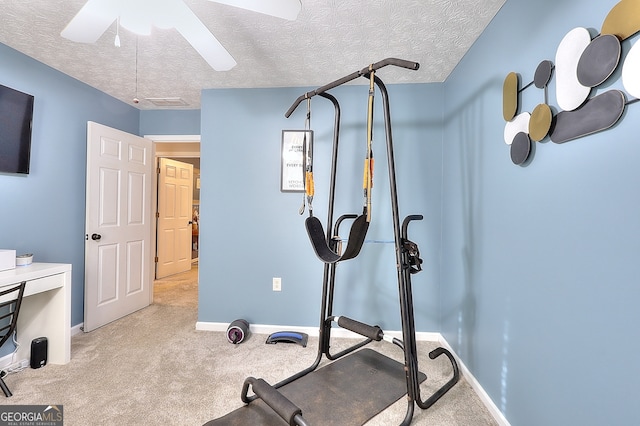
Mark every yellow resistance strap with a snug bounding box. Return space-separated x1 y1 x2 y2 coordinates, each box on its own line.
363 66 375 222
304 97 314 216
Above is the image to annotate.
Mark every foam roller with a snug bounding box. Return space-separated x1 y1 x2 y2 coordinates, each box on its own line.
226 319 249 344
242 377 303 426
337 316 383 341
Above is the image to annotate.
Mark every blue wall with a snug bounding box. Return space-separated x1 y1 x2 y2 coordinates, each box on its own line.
441 0 640 425
3 0 638 423
199 84 444 331
0 43 139 330
139 109 201 136
198 1 640 424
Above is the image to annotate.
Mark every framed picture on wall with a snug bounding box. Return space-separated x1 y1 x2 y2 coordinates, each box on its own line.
281 130 312 192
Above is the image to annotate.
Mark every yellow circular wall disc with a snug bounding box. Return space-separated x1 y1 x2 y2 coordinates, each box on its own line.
529 103 552 141
503 72 518 121
602 0 640 41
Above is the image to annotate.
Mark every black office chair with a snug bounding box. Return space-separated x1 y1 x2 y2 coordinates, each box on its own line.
0 281 26 397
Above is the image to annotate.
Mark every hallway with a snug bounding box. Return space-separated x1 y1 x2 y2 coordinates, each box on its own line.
153 263 198 308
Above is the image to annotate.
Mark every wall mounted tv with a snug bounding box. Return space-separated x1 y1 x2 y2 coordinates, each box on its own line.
0 83 34 174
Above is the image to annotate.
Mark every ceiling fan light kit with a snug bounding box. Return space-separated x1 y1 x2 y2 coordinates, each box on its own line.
61 0 301 71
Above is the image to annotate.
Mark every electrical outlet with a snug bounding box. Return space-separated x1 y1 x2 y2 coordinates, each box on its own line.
272 277 282 292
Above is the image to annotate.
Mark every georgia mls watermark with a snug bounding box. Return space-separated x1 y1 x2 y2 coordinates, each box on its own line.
0 405 63 426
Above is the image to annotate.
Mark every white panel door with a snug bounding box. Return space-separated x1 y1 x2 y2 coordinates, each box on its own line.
156 158 193 279
84 122 152 332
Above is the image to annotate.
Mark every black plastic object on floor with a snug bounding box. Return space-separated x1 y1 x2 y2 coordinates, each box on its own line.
227 319 250 344
203 348 425 426
266 331 308 347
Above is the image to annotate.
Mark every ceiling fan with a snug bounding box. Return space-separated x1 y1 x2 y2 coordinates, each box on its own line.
61 0 302 71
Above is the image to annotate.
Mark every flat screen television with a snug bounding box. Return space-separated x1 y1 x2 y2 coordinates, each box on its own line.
0 84 34 174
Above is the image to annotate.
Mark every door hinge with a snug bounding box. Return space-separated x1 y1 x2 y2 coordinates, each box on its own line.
154 256 159 263
157 167 161 174
156 211 160 218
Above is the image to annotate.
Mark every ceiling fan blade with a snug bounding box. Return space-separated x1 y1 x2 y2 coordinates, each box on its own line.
173 2 237 71
210 0 301 21
61 0 119 43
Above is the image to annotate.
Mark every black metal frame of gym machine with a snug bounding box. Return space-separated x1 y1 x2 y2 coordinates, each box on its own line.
243 58 460 426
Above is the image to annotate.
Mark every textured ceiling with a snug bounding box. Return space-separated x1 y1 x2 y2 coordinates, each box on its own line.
0 0 506 110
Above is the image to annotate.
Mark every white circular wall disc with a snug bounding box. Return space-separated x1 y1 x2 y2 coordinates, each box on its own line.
504 112 531 145
622 40 640 99
555 27 592 111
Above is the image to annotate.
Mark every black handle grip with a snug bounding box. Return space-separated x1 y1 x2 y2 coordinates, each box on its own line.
91 233 102 241
337 316 383 341
334 214 359 235
370 57 420 71
241 377 304 426
285 58 420 118
401 215 423 239
286 94 311 118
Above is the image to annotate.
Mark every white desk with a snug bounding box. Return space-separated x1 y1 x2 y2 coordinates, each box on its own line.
0 263 71 365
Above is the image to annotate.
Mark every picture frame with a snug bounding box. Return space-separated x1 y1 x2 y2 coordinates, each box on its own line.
281 130 312 192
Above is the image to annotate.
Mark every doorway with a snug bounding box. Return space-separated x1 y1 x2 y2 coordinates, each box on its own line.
167 157 200 262
156 157 195 278
147 135 200 306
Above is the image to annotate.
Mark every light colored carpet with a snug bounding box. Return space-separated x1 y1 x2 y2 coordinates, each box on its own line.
3 265 497 425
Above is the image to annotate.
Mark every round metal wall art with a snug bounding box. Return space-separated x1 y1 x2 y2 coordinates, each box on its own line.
534 60 553 89
510 132 531 165
601 0 640 40
577 34 621 87
529 103 552 142
503 112 530 145
502 0 640 165
503 72 519 121
622 41 640 98
555 27 592 112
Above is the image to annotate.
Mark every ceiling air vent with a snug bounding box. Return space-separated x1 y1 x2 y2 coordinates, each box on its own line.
145 97 189 107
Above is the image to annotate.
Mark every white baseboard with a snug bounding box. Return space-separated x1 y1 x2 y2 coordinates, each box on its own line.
436 336 510 426
196 322 321 336
1 324 83 370
0 352 14 370
71 323 83 337
195 322 441 342
195 321 508 425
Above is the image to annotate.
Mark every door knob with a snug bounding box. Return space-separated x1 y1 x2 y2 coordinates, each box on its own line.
91 233 102 241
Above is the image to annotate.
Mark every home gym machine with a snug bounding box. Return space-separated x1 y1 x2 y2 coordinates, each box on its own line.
205 58 459 426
